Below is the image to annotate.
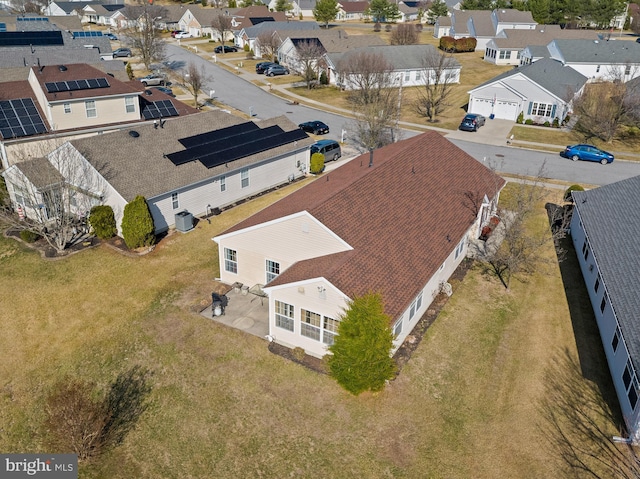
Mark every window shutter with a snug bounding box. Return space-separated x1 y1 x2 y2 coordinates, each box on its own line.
551 104 557 118
527 102 532 115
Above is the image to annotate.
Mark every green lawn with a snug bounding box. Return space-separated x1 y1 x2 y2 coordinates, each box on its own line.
0 184 614 478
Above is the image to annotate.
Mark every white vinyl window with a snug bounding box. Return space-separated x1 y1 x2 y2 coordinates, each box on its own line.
623 359 638 410
409 291 423 320
499 50 508 59
220 175 226 192
275 300 294 332
224 248 237 274
266 259 279 283
63 103 71 114
171 192 178 209
241 168 249 188
393 319 403 337
322 316 339 345
301 309 321 340
85 100 96 118
531 102 552 117
12 184 32 207
612 325 621 353
125 96 135 113
404 71 410 82
454 237 465 259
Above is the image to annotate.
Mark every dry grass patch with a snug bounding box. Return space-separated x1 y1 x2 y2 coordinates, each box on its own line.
0 183 612 478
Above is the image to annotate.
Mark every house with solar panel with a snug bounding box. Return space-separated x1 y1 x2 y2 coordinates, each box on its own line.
213 132 504 358
570 176 640 443
0 63 198 170
3 110 314 236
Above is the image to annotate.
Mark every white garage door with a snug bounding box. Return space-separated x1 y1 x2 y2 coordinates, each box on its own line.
494 101 519 121
469 98 493 117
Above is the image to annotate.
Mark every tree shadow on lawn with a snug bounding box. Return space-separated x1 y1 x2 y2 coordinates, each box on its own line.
546 203 622 426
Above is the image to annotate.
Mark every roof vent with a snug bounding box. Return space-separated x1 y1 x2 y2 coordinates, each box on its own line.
129 130 140 138
144 89 152 95
58 65 67 71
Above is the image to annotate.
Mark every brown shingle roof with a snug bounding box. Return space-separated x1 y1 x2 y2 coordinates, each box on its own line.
31 63 140 103
339 1 369 13
225 132 505 320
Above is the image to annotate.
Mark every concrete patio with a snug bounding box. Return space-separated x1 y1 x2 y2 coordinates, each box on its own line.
200 284 269 338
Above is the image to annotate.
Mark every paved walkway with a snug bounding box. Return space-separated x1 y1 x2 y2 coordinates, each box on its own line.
170 38 639 159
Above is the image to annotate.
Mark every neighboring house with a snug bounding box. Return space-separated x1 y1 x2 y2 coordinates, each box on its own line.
213 132 505 359
267 0 316 18
397 1 419 23
0 63 197 170
278 30 385 73
238 21 320 54
484 25 599 66
44 1 96 16
467 57 587 121
433 15 451 38
80 3 125 25
230 5 287 33
545 39 640 82
570 175 640 443
178 6 237 38
7 111 314 235
336 1 369 21
326 44 461 89
450 8 536 51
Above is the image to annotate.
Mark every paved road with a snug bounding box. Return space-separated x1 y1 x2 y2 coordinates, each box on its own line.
164 43 640 187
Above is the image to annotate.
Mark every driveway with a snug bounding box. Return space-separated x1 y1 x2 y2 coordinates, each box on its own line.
445 119 514 147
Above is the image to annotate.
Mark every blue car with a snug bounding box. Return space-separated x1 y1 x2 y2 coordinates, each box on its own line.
562 144 614 164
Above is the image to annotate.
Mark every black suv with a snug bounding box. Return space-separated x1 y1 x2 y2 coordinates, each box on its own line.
255 61 276 74
214 45 238 53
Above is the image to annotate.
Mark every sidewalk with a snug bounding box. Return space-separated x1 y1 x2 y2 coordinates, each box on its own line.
174 40 640 160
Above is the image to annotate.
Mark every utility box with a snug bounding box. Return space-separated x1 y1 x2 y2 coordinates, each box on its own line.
174 210 193 232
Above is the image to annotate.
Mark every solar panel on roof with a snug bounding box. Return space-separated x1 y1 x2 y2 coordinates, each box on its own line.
167 124 308 169
140 100 179 120
179 122 259 149
0 31 63 46
44 78 110 93
0 98 47 139
16 17 49 21
72 31 103 38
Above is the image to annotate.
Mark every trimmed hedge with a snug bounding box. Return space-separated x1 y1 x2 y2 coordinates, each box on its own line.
89 205 117 240
121 196 155 250
439 36 476 53
563 184 584 203
310 153 325 174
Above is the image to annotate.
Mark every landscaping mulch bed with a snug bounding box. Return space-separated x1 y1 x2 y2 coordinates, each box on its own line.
268 258 474 377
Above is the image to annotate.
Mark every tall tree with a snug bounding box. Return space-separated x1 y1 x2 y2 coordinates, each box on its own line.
427 0 448 24
295 39 326 89
390 23 418 45
1 142 106 253
181 62 212 108
337 50 400 150
525 0 552 24
313 0 339 28
328 293 397 395
459 0 493 9
211 13 233 48
274 0 293 13
122 1 167 70
256 30 281 60
414 49 457 122
366 0 400 22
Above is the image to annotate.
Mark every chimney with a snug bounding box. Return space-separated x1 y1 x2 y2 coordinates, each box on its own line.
368 148 373 167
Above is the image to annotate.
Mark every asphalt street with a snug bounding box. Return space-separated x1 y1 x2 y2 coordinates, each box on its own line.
164 44 640 187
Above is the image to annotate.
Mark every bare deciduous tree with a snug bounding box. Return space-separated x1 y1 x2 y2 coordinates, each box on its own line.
0 142 107 252
390 23 418 45
182 62 212 108
211 13 233 48
414 49 457 122
540 350 640 479
122 1 167 70
295 39 326 89
256 30 281 61
338 50 400 150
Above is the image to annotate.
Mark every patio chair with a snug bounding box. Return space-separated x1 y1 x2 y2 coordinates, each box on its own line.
212 292 229 316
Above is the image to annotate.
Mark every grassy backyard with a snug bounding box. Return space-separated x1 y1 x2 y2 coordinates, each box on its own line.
0 182 616 478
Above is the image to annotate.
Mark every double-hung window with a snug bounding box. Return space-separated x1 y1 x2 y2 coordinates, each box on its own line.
301 309 321 340
125 96 135 113
85 100 96 118
623 359 639 410
224 248 237 274
275 301 294 332
220 175 226 192
171 192 179 209
612 325 621 353
241 168 249 188
323 317 339 345
266 260 279 283
454 237 465 259
63 103 71 114
409 291 423 320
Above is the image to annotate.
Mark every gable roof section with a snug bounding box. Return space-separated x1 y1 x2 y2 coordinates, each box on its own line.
494 8 535 25
68 110 314 201
551 39 640 65
492 24 598 49
339 1 368 13
470 57 587 100
242 20 319 38
328 44 461 71
468 10 493 37
572 176 640 372
288 31 385 54
13 157 63 188
223 132 505 320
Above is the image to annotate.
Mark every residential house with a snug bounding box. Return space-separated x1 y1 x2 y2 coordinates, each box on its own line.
326 44 461 89
0 63 197 170
336 1 368 21
467 57 587 121
213 132 505 358
44 1 96 17
397 1 419 23
570 175 640 443
277 30 385 74
178 6 237 38
239 21 320 55
433 15 451 38
267 0 316 18
544 39 640 82
80 3 125 25
484 25 599 66
449 9 536 51
3 111 314 236
230 5 288 32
